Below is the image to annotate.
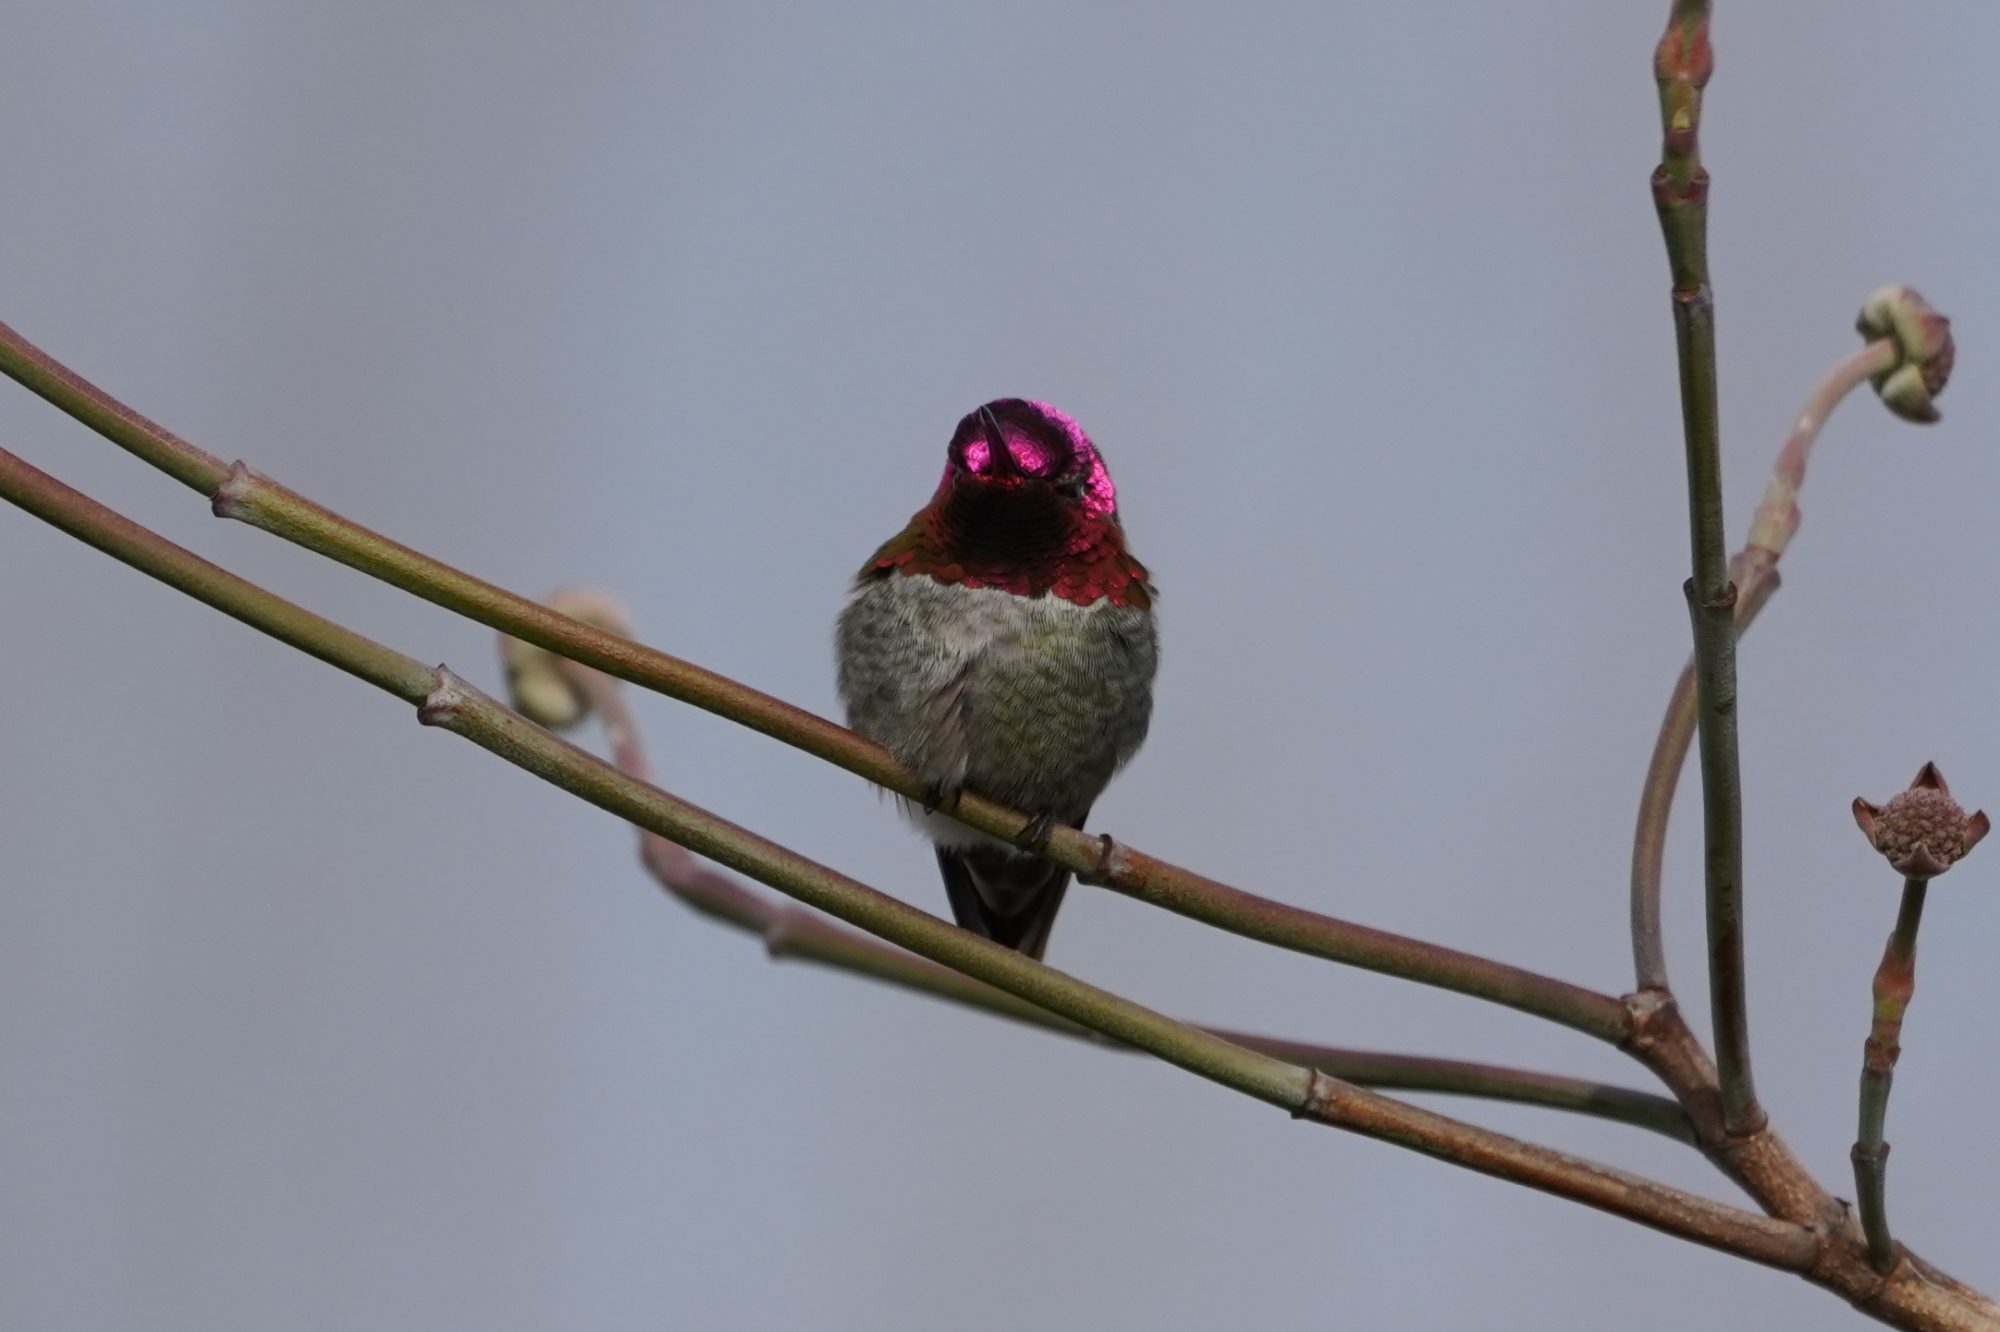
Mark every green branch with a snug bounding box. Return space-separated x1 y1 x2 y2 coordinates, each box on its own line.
0 441 1805 1263
0 315 1628 1045
1630 575 1774 993
546 650 1694 1141
1854 878 1926 1273
1650 0 1761 1137
1630 336 1900 991
1848 764 1987 1276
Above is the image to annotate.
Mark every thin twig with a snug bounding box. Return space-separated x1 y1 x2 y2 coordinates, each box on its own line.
1735 340 1901 591
1630 338 1897 991
1214 1035 1693 1142
0 441 1818 1264
0 316 1629 1045
1854 878 1928 1273
1650 0 1762 1136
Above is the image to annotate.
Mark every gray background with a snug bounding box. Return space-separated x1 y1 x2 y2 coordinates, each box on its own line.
3 4 1995 1329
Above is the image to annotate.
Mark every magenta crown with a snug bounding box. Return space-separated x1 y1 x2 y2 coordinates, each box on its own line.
944 398 1119 520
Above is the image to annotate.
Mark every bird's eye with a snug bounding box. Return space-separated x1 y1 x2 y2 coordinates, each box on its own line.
1055 475 1087 499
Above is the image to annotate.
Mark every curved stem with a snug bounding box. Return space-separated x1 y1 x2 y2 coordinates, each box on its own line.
1630 339 1898 993
1631 574 1777 990
0 317 1629 1045
1736 340 1899 577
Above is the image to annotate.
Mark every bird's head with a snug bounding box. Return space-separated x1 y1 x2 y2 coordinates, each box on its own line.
939 398 1119 524
860 397 1150 609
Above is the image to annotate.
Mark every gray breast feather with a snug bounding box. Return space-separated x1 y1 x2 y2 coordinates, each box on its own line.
836 576 1157 839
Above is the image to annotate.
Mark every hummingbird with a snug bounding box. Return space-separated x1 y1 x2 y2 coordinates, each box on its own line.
836 398 1157 960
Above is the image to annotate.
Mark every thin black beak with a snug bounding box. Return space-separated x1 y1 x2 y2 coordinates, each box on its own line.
977 404 1021 477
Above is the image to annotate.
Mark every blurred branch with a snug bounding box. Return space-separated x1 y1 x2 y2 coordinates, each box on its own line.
0 315 1630 1045
1630 334 1902 992
0 442 1821 1268
524 634 1695 1141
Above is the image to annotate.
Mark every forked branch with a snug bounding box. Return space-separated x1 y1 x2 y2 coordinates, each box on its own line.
3 438 1991 1325
0 2 1994 1320
1631 331 1920 992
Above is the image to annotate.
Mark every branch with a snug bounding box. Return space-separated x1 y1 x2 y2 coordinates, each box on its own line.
7 316 1997 1332
1630 335 1900 991
1629 573 1776 991
1621 996 2000 1330
0 316 1629 1045
1849 765 1989 1274
0 442 1822 1271
517 630 1694 1141
1855 878 1927 1273
14 333 1998 1327
1651 0 1762 1137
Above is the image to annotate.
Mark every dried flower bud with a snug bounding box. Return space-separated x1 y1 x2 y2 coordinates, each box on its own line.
498 589 633 731
1856 286 1953 424
1852 762 1990 878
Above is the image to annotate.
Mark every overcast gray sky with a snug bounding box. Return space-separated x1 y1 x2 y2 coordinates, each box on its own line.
4 4 1999 1329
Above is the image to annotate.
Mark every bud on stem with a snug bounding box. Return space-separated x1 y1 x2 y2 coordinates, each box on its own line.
499 590 633 729
1848 764 1985 1273
1855 286 1954 424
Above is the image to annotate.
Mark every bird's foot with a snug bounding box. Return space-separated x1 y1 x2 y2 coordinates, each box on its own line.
1014 810 1059 856
920 782 963 817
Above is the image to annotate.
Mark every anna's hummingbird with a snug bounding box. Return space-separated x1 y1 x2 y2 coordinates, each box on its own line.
836 398 1157 959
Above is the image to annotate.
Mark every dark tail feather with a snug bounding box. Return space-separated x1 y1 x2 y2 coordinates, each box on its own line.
934 844 1072 961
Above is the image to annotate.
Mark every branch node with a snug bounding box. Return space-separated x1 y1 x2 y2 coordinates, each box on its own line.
1618 987 1671 1047
417 666 471 728
1670 276 1714 309
1840 1244 1911 1311
1077 833 1127 887
1682 576 1738 615
209 460 260 519
1292 1068 1340 1122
